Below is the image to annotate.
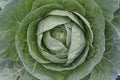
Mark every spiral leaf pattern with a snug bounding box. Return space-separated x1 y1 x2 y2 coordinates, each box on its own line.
0 0 119 80
15 0 104 80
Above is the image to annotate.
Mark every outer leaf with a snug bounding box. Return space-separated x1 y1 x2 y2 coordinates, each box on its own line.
93 0 119 21
88 21 120 80
0 0 10 9
81 75 90 80
27 21 51 64
112 15 120 32
112 4 120 32
114 6 120 16
32 0 58 10
88 57 113 80
21 71 39 80
0 59 38 80
32 0 85 15
0 0 34 61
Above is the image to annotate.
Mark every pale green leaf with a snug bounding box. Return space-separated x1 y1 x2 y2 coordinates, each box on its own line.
48 10 85 31
51 26 67 44
65 22 86 66
37 16 70 35
43 44 89 71
27 21 51 64
43 31 68 54
73 12 93 46
64 23 72 47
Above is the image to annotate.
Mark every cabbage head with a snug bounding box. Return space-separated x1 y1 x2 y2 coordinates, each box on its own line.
0 0 120 80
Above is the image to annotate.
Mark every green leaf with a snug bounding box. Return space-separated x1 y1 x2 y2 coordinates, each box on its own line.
48 10 85 31
51 26 67 44
73 12 93 46
43 43 89 71
65 22 86 66
114 7 120 16
32 0 58 10
42 23 89 71
0 0 34 61
64 23 72 48
1 0 119 80
81 75 90 80
0 0 10 9
88 21 120 80
104 21 120 78
43 31 68 54
32 0 85 15
27 21 51 64
40 50 67 64
37 15 70 35
112 15 120 32
88 57 113 80
93 0 119 21
0 59 38 80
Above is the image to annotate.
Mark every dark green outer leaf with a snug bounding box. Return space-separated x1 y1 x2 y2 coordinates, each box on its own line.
112 15 120 32
0 7 1 11
93 0 119 21
88 21 120 80
0 0 34 61
0 59 39 80
32 0 85 15
114 7 120 16
112 4 120 32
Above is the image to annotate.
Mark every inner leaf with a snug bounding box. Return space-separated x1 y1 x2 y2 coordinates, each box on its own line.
50 25 67 44
43 31 68 54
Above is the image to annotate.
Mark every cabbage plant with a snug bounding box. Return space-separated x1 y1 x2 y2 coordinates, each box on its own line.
0 0 120 80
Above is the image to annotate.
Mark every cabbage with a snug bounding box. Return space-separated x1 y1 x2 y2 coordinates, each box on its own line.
0 0 120 80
